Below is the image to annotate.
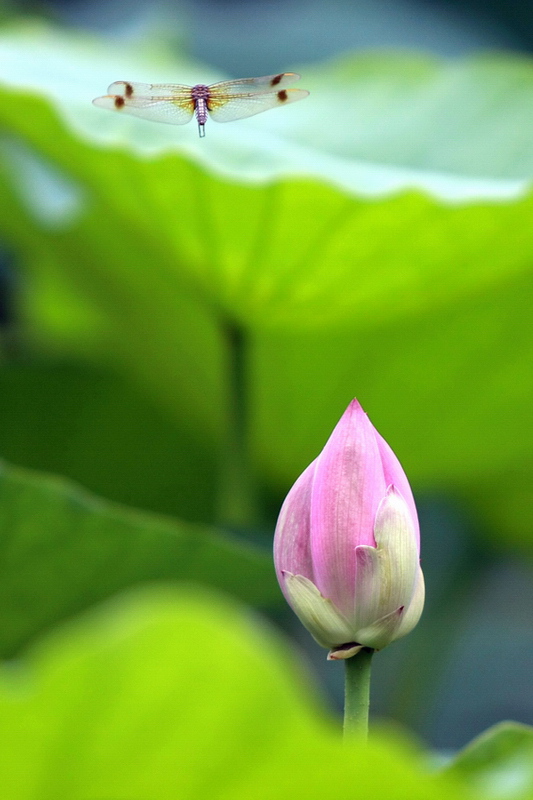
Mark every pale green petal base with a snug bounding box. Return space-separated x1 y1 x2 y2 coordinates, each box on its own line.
354 605 405 650
283 572 353 649
282 491 424 656
354 488 421 633
394 565 425 640
356 565 425 649
327 643 364 660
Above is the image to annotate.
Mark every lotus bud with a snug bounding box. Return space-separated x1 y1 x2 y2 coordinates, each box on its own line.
273 399 424 660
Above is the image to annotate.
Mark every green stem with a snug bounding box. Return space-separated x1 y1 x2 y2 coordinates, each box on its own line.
216 320 258 528
343 648 374 741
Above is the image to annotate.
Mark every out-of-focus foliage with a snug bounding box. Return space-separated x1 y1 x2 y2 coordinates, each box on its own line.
444 722 533 800
0 362 218 520
1 25 533 549
0 584 474 800
0 20 533 793
0 461 279 657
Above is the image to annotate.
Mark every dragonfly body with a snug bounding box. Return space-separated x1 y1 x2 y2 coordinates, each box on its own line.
190 84 210 137
93 73 309 137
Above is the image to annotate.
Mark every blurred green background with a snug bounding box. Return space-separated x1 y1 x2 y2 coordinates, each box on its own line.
1 2 533 793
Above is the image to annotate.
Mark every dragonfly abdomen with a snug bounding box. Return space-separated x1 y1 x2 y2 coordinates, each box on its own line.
191 84 209 137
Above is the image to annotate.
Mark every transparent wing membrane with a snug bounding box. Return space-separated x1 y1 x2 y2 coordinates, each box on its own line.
208 72 301 96
93 72 308 134
108 81 193 98
92 94 195 125
208 88 309 122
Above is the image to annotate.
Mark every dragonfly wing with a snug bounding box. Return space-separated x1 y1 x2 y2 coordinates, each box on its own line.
92 94 195 125
208 72 301 96
108 81 193 97
208 88 309 123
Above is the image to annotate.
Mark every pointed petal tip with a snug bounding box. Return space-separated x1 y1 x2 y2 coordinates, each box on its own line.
375 484 417 547
327 642 364 660
346 397 367 417
384 485 411 507
334 397 369 435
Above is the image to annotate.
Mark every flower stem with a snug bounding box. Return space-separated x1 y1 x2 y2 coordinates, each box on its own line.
216 320 258 528
343 648 374 741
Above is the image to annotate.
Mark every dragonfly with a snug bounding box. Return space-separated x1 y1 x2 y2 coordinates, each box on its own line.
92 72 309 137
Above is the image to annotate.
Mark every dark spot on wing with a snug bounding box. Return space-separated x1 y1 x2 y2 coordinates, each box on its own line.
270 73 284 86
277 90 288 102
124 82 134 98
114 96 125 109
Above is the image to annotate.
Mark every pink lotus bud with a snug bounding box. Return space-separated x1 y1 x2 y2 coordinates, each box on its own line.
274 399 424 660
